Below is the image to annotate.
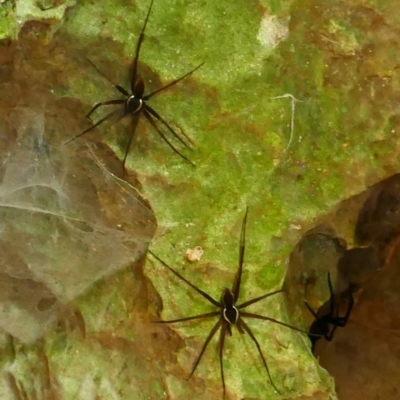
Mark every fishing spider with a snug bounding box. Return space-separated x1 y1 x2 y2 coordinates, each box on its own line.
149 208 320 398
66 0 203 171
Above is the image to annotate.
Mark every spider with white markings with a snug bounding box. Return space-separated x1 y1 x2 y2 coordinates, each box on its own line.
66 0 203 172
149 208 321 398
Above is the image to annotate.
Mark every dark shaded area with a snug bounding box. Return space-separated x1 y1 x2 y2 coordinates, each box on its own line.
286 173 400 400
316 242 400 400
355 174 400 248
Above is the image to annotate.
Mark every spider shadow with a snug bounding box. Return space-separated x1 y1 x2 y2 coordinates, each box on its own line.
305 272 354 352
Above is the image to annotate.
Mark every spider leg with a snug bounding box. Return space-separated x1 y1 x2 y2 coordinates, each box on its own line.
86 99 125 121
142 109 195 166
237 289 283 309
330 285 355 327
340 289 354 325
238 318 280 394
188 319 223 379
131 0 154 91
323 323 339 342
304 300 319 320
64 108 124 144
240 311 322 337
233 207 248 302
148 250 221 307
327 272 335 316
153 311 220 324
121 111 140 174
144 62 204 100
144 104 192 150
218 322 227 399
85 57 129 97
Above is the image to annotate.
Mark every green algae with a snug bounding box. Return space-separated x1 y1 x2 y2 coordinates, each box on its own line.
0 1 15 40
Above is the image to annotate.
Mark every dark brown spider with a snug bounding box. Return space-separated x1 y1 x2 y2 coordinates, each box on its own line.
66 0 203 171
148 208 320 398
305 273 354 352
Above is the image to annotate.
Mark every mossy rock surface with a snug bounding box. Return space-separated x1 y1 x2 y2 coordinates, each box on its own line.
1 0 400 398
